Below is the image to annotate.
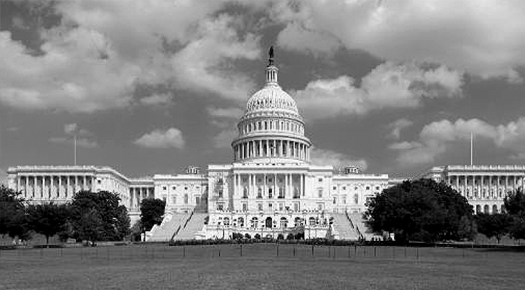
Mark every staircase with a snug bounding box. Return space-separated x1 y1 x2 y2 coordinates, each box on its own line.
347 212 382 241
147 212 190 242
173 212 208 240
331 213 360 240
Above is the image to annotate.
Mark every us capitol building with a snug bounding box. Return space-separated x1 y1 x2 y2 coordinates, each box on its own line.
6 51 525 241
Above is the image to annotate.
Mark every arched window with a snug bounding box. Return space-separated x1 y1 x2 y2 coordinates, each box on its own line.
492 204 498 214
483 204 489 213
238 217 244 227
309 217 316 226
257 187 262 198
294 217 302 227
224 217 230 226
476 204 481 214
243 187 248 198
354 194 359 204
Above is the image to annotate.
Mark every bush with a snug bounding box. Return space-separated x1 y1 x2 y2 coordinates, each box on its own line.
254 234 261 240
244 233 251 239
277 234 284 240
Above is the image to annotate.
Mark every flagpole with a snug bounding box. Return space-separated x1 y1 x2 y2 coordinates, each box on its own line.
470 132 473 166
74 134 77 166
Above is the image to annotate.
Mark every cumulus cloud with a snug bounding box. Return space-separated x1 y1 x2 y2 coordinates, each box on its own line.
294 62 463 120
391 117 525 167
139 93 172 106
310 147 368 171
134 128 185 149
273 0 525 82
387 118 413 140
0 1 260 113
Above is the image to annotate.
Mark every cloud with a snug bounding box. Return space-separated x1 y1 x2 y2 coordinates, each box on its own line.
207 106 244 119
171 14 261 101
0 1 260 113
273 0 525 82
391 117 525 167
310 147 368 171
212 129 237 148
49 137 99 149
139 93 172 106
294 62 463 120
387 118 413 140
134 128 185 149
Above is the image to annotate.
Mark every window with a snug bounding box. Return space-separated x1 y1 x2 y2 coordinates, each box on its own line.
163 186 167 190
172 186 176 190
343 195 347 204
217 204 223 211
333 186 337 190
342 186 346 190
243 187 248 198
318 203 324 211
354 194 359 204
375 186 380 190
318 188 323 198
184 187 188 190
195 197 200 205
269 188 273 198
257 188 262 198
294 202 300 212
318 178 323 182
242 203 248 212
366 186 370 190
184 194 188 204
333 197 336 204
218 189 223 198
258 203 263 211
172 196 176 204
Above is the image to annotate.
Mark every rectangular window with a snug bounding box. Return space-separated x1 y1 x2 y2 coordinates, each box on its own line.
218 189 223 198
318 188 323 198
258 203 263 211
217 204 223 211
242 203 248 212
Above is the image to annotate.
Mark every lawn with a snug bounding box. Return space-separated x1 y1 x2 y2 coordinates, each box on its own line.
1 244 524 290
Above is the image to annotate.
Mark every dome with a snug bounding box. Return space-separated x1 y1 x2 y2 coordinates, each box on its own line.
245 84 299 114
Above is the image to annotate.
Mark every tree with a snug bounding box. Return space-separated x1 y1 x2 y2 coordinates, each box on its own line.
365 179 475 244
0 185 29 242
139 198 166 233
70 190 130 243
504 189 525 240
27 203 69 247
475 213 512 243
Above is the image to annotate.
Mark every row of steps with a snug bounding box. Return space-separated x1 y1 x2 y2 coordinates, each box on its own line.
347 212 382 241
331 213 360 240
147 213 190 242
174 212 208 240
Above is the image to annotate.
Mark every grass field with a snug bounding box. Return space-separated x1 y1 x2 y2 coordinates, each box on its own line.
1 244 525 290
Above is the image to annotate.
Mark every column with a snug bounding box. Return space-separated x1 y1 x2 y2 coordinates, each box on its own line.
41 175 45 198
274 173 277 198
258 140 262 157
58 176 62 198
300 174 304 197
480 175 484 199
263 173 267 198
24 176 28 198
17 176 21 195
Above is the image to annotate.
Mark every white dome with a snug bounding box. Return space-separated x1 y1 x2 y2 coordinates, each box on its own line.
245 84 299 114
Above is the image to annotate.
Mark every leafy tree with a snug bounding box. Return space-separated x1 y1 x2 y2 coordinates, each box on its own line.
475 213 512 243
70 190 130 243
504 189 525 240
139 198 166 233
0 185 29 242
365 179 475 244
27 203 69 247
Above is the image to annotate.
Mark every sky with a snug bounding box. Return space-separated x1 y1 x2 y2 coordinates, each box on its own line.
1 0 525 183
